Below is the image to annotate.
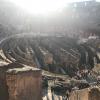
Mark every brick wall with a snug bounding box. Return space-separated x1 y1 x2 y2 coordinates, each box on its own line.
6 68 42 100
69 88 89 100
0 64 42 100
69 87 100 100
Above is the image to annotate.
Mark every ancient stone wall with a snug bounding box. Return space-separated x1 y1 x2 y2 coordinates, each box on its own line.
0 66 9 100
0 63 42 100
69 87 100 100
88 88 100 100
69 89 89 100
6 68 42 100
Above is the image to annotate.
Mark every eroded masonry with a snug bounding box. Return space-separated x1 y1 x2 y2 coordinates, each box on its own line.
0 34 100 100
0 63 42 100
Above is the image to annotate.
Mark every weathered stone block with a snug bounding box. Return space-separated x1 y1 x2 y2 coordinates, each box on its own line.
0 63 42 100
6 66 42 100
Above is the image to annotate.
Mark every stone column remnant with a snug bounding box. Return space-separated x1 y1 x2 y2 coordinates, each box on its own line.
0 63 42 100
6 66 42 100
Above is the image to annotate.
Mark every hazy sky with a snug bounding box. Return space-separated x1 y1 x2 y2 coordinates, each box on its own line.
8 0 100 15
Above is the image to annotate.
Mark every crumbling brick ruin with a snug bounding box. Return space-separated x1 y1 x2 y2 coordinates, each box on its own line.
0 34 100 100
88 88 100 100
0 63 42 100
0 0 100 100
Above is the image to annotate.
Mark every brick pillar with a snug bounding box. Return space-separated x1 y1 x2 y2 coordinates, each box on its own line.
6 67 42 100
